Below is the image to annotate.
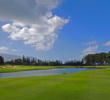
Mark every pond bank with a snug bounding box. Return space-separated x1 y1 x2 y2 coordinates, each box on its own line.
0 65 106 73
0 68 98 79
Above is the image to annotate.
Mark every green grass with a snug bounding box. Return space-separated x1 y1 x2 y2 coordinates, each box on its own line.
55 65 106 68
0 65 55 73
0 65 106 73
0 67 110 100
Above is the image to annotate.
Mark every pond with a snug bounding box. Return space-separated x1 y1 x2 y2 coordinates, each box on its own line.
0 68 96 79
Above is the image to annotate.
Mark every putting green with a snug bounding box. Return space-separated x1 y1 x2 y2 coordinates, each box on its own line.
0 67 110 100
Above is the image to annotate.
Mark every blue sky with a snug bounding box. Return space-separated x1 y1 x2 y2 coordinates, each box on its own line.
0 0 110 61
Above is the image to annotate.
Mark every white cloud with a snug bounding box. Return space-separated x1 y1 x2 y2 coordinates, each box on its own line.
1 0 69 50
82 45 99 55
103 41 110 46
2 24 19 33
83 41 97 45
0 47 8 52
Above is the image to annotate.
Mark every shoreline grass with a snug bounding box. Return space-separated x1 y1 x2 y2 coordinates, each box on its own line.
0 65 107 73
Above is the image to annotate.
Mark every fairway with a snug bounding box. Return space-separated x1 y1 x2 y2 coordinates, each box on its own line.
0 68 110 100
0 65 55 73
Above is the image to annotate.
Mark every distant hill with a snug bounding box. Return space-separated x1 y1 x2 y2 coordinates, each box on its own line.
0 53 22 62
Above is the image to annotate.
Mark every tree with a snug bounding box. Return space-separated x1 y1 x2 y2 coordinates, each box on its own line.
83 54 93 65
14 58 22 65
106 52 110 64
0 56 4 65
82 51 110 66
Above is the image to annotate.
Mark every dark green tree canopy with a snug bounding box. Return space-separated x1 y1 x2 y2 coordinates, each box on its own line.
0 56 4 65
83 51 110 66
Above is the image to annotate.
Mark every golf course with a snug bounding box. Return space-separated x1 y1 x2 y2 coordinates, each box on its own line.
0 65 55 73
0 0 110 100
0 65 104 73
0 66 110 100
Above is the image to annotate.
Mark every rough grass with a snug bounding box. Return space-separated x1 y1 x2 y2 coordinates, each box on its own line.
0 67 110 100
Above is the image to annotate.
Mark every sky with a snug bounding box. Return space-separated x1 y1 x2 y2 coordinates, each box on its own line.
0 0 110 61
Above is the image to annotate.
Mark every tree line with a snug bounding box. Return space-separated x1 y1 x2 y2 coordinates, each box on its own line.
5 56 63 66
83 51 110 66
1 51 110 66
2 55 83 66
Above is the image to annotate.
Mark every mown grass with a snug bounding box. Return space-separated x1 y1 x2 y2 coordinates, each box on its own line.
0 67 110 100
0 65 55 73
0 65 106 73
